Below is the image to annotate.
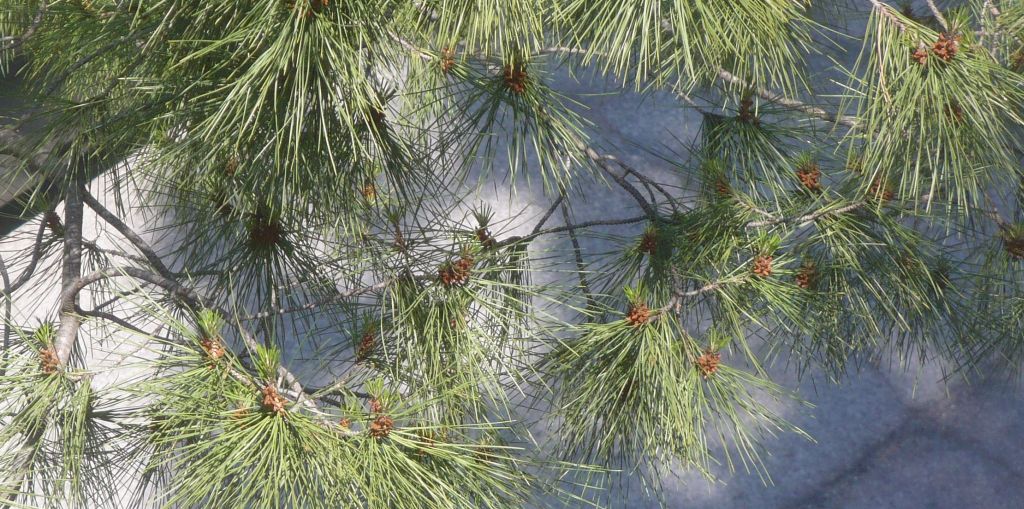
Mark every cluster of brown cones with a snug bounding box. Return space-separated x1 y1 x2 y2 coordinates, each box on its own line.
39 347 59 374
356 327 376 361
639 230 658 255
625 302 650 326
738 97 760 126
912 33 961 65
796 161 821 191
200 337 226 360
504 64 528 94
261 385 288 416
440 48 456 73
695 349 721 379
439 255 474 286
752 255 773 278
1004 232 1024 260
795 261 816 290
368 398 394 439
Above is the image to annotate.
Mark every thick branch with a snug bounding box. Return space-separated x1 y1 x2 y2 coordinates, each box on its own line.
53 176 85 366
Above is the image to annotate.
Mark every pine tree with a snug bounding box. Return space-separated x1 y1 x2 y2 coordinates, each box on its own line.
1 0 1023 507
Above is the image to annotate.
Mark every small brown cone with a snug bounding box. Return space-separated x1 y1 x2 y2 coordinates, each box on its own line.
369 414 394 439
476 227 496 249
639 230 657 255
715 177 731 197
503 64 528 94
247 210 283 250
1004 233 1024 260
625 303 650 326
45 211 64 237
369 398 384 414
440 48 456 73
868 177 894 202
738 97 759 126
795 261 816 290
695 349 721 379
752 255 773 278
439 255 474 287
911 46 929 66
796 161 821 191
39 347 60 374
261 385 288 415
357 328 376 362
932 33 960 62
200 337 226 360
224 155 239 177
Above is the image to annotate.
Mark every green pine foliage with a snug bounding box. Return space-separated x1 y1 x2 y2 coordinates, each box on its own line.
1 0 1024 507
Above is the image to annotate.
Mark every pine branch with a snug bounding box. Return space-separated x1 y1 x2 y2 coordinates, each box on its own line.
924 0 950 31
1 217 50 296
82 190 175 280
716 69 859 128
560 195 596 310
498 215 649 247
868 0 909 31
580 144 659 218
0 1 46 53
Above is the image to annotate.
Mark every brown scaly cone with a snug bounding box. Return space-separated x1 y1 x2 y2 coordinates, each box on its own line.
367 397 395 438
796 161 822 192
795 261 816 290
868 176 894 202
944 102 965 124
625 302 650 326
715 177 731 198
737 96 760 126
247 210 283 250
911 46 929 66
503 64 528 94
1011 48 1024 72
356 327 376 362
695 348 721 380
476 227 496 250
360 182 377 200
438 255 474 287
200 336 226 360
439 47 456 73
39 347 60 375
639 230 657 255
932 33 961 62
224 155 239 177
369 398 384 414
261 385 288 416
1004 231 1024 260
369 415 394 439
45 211 64 237
338 417 351 430
752 255 774 278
